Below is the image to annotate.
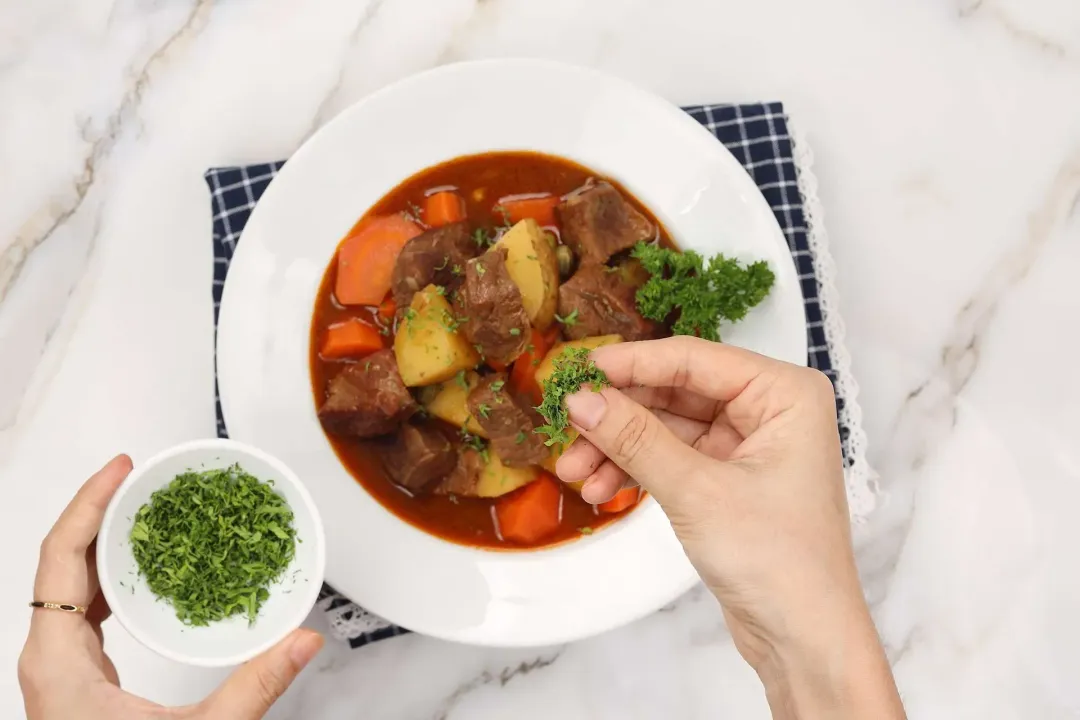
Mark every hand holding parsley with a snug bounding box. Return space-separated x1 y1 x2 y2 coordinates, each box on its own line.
551 338 904 720
20 456 324 720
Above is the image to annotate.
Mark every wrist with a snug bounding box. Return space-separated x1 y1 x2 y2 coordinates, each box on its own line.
752 605 904 720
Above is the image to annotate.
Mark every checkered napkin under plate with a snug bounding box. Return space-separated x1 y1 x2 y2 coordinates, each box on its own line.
204 102 872 648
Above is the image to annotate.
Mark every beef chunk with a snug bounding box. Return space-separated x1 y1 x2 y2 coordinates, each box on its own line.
557 182 654 263
317 349 417 438
557 262 662 342
382 423 456 493
391 222 479 310
434 447 486 497
456 248 530 365
467 373 547 467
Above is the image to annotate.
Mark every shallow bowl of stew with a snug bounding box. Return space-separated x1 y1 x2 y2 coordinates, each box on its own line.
218 58 807 646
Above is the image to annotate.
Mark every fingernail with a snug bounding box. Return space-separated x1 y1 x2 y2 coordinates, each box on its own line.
289 629 325 667
565 391 607 431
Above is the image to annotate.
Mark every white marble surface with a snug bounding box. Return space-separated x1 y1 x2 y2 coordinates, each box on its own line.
2 0 1079 717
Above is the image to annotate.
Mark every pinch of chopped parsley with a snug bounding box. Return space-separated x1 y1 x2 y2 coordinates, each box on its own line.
452 264 464 276
631 242 774 342
477 403 492 419
535 346 610 446
514 430 527 445
509 327 521 336
454 370 469 390
476 262 487 276
489 379 505 392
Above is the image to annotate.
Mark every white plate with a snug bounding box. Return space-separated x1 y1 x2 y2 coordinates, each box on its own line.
218 59 807 647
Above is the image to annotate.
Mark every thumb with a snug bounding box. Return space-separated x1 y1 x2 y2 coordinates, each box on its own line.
201 629 324 719
565 386 700 508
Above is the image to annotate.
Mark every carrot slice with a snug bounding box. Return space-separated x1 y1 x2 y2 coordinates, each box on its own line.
597 486 642 513
498 195 559 227
335 215 422 306
495 473 563 544
424 191 466 227
321 319 384 359
509 328 552 405
377 296 396 322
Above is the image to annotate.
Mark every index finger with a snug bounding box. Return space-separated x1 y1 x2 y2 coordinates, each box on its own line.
34 455 132 604
590 336 779 401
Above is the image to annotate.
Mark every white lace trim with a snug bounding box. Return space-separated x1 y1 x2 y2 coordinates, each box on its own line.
787 118 877 522
318 593 394 640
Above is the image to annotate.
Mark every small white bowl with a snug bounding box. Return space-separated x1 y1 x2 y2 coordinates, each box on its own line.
97 439 326 667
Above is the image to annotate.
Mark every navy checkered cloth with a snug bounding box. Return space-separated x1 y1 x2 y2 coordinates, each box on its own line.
206 101 846 648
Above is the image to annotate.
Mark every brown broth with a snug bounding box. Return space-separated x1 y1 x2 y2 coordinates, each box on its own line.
310 151 671 549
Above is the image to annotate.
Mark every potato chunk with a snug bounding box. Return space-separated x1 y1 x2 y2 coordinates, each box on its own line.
424 371 488 438
475 451 538 498
494 219 560 330
394 284 480 386
539 430 585 494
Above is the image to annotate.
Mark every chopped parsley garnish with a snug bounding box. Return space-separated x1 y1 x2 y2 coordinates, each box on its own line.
514 430 527 445
129 465 297 627
460 430 489 462
472 228 491 247
473 343 485 358
439 309 462 332
631 242 775 342
554 308 579 327
476 262 487 276
454 370 469 390
493 204 512 227
477 403 492 418
489 379 505 392
434 285 447 296
509 327 521 336
579 526 594 535
452 264 464 276
535 346 610 445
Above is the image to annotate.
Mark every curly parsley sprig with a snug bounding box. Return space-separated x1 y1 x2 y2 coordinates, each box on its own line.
631 242 775 342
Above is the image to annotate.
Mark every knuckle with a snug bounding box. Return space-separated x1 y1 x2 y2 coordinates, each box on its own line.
255 665 288 705
38 532 60 562
612 411 654 465
801 368 835 397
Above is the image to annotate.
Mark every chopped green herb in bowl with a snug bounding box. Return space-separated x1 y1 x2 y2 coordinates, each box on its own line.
96 439 325 667
130 464 297 627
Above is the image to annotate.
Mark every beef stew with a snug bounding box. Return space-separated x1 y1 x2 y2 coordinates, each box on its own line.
310 151 670 549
